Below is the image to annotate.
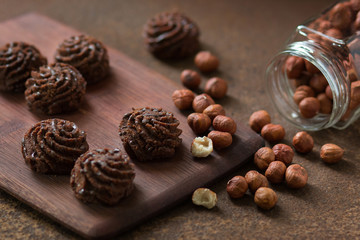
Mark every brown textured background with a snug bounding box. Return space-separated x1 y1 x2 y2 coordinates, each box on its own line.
1 0 360 239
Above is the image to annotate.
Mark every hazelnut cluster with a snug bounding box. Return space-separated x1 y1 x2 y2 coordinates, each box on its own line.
285 0 360 120
248 110 285 143
171 51 236 156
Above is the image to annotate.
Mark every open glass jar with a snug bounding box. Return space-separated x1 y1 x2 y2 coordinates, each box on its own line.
266 0 360 130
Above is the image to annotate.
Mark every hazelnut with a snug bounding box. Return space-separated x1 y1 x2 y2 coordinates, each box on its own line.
325 85 333 100
293 85 315 105
191 136 213 158
324 28 343 39
272 143 294 165
299 97 320 118
254 187 277 210
320 143 344 164
207 130 232 149
292 131 314 153
317 93 333 114
261 123 285 143
265 161 287 184
351 80 360 104
192 93 215 113
329 2 352 31
347 68 358 82
305 60 320 74
245 170 269 194
292 72 311 88
203 104 225 120
213 115 237 134
226 176 248 198
204 77 228 99
285 164 308 189
194 51 219 73
249 110 271 133
192 188 217 209
187 113 211 134
172 89 195 110
254 147 275 171
180 69 201 90
309 74 328 93
285 56 305 79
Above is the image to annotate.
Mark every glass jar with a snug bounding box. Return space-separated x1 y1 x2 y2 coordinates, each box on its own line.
266 0 360 130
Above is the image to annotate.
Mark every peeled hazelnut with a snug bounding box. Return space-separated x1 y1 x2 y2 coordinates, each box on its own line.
292 131 314 153
285 164 308 189
299 97 320 118
309 74 328 93
226 176 248 199
172 89 195 110
213 115 237 134
261 123 285 143
254 187 277 210
204 77 228 99
285 56 305 79
329 2 352 31
249 110 271 133
191 136 213 158
320 143 344 164
207 130 232 149
194 51 219 73
317 93 333 114
187 113 211 135
192 188 217 209
293 85 315 105
265 161 287 184
192 93 215 113
203 104 225 120
325 85 333 100
272 143 294 165
305 60 320 74
254 147 275 171
245 170 269 194
180 69 201 90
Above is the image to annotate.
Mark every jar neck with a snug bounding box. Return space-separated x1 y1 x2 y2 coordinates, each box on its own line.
266 40 350 130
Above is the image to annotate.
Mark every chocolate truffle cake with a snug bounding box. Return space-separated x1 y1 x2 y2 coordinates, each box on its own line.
143 12 200 59
70 148 135 205
55 35 109 84
119 107 182 161
0 42 47 92
25 63 86 115
22 119 89 174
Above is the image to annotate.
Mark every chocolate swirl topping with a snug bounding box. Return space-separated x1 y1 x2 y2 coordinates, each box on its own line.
25 63 86 115
119 107 182 161
143 12 200 59
54 35 109 84
70 148 135 205
22 119 89 174
0 42 47 92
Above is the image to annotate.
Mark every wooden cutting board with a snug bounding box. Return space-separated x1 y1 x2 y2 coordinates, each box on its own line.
0 13 264 239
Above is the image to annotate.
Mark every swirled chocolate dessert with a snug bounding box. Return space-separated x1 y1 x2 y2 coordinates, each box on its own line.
70 148 135 205
25 63 86 115
22 119 89 174
119 107 182 161
0 42 47 92
143 12 200 59
54 35 109 84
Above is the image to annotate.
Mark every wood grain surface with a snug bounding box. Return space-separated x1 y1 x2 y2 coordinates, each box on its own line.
0 13 263 239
